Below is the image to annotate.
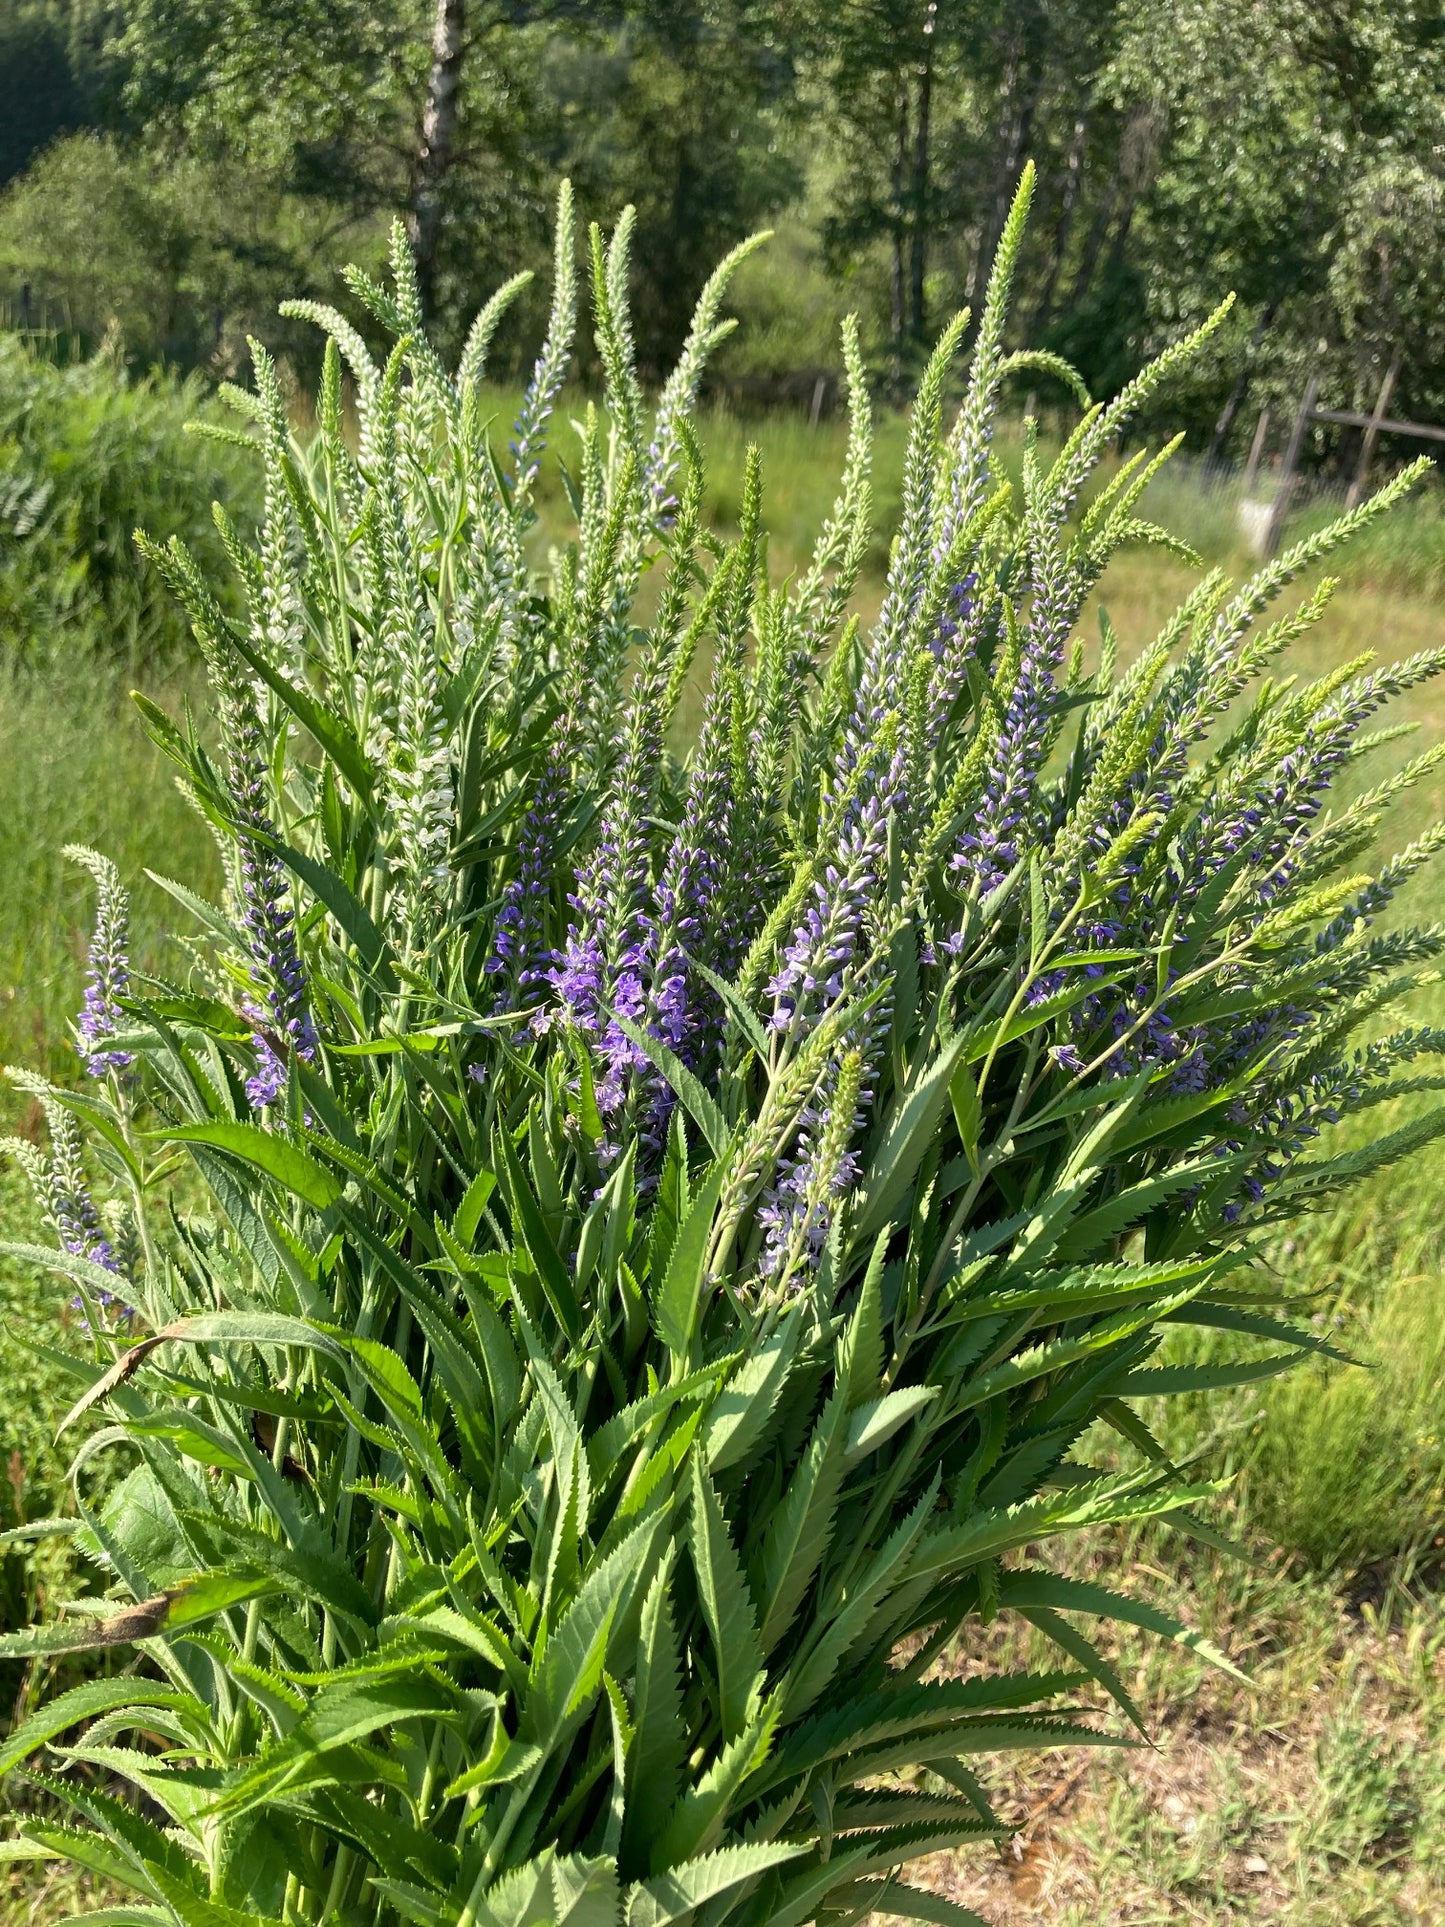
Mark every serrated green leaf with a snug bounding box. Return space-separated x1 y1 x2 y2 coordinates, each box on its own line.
621 1564 686 1874
755 1392 848 1654
844 1386 939 1468
996 1567 1246 1681
626 1841 808 1927
212 1673 464 1816
688 1453 763 1741
0 1680 187 1776
498 1126 582 1345
703 1324 798 1473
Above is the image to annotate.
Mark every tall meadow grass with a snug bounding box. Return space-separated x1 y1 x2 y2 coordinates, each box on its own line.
0 660 218 1099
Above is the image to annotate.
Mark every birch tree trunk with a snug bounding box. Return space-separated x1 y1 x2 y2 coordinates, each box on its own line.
907 0 938 349
409 0 468 305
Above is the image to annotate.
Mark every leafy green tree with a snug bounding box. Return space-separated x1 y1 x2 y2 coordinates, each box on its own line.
1080 0 1445 445
539 3 801 373
798 1 1121 381
801 0 992 376
0 3 87 187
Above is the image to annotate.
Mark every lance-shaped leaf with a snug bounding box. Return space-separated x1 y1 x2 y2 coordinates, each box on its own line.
621 1563 686 1873
651 1148 732 1361
146 1122 344 1211
0 1679 190 1776
855 1033 968 1242
754 1390 848 1655
210 1672 468 1817
688 1452 763 1742
626 1840 808 1927
498 1124 583 1345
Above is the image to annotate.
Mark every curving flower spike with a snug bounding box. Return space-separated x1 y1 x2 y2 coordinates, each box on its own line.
66 846 133 1075
221 692 318 1106
951 622 1060 899
38 1098 119 1276
758 1047 867 1292
924 573 980 755
769 758 900 1047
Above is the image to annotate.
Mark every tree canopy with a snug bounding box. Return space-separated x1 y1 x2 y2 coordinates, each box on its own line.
1 0 1443 454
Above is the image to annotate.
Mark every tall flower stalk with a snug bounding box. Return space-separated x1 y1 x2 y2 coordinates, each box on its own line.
224 684 319 1106
66 845 133 1074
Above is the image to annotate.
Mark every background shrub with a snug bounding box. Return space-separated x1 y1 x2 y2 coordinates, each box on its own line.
0 330 253 659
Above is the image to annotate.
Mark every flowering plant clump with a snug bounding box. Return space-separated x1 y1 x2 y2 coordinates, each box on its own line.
4 169 1445 1927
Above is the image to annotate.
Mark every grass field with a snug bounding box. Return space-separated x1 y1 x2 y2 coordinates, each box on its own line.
2 400 1444 1923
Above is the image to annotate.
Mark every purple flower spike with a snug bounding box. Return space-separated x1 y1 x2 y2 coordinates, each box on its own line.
925 574 979 753
951 618 1062 897
759 1047 869 1291
486 728 573 1001
769 787 892 1043
42 1102 119 1277
223 697 319 1107
67 848 133 1074
244 1013 290 1109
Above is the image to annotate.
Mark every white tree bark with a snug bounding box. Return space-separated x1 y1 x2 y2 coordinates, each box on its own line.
409 0 468 300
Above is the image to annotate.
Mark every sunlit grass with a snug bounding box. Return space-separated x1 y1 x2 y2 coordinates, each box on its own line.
0 657 219 1111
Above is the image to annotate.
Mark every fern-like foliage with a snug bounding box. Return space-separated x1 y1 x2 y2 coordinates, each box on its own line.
3 169 1443 1927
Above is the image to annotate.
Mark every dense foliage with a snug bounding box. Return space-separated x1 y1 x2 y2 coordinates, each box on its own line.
2 176 1444 1927
0 330 252 657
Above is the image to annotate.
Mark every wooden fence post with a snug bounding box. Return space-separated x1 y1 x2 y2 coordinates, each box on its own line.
1264 374 1320 556
1242 405 1270 496
1345 354 1401 509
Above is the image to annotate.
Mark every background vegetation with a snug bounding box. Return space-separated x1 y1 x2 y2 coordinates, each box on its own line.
3 0 1445 455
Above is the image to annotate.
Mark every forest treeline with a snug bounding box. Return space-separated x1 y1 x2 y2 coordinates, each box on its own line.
2 0 1444 455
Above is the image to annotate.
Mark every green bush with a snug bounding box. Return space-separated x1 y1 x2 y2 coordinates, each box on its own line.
2 170 1444 1927
0 324 254 659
